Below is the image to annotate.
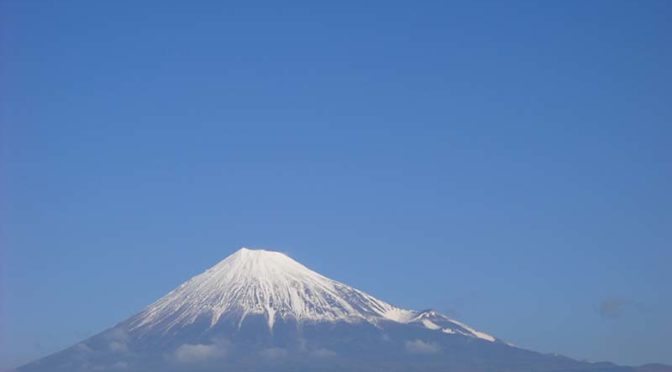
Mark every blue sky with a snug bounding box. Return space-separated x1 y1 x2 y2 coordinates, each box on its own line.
1 0 671 369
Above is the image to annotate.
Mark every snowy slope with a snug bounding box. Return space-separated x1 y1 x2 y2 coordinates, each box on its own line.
128 248 492 342
410 310 496 341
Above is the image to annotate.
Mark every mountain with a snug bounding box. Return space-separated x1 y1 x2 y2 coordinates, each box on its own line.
15 248 667 372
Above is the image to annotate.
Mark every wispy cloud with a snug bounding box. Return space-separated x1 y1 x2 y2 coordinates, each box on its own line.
404 339 440 354
173 339 229 363
260 347 288 359
599 298 631 318
309 348 337 358
102 329 131 354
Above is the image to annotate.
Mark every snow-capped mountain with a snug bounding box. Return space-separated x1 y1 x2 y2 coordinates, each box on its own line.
131 248 418 331
16 248 664 372
128 248 494 342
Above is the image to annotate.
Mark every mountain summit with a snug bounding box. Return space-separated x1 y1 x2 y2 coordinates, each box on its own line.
17 248 663 372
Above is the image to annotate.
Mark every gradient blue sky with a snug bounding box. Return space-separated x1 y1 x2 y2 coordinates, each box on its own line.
1 0 671 369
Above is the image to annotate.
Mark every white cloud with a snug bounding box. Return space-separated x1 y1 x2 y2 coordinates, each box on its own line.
404 339 440 354
105 328 130 353
309 348 337 358
109 341 128 353
75 343 93 353
260 347 288 359
174 340 228 363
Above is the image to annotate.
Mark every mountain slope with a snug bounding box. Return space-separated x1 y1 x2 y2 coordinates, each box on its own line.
125 248 494 343
15 248 654 372
129 248 417 332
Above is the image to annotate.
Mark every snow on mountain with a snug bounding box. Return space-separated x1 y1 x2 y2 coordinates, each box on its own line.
18 247 653 372
128 247 492 342
410 310 497 342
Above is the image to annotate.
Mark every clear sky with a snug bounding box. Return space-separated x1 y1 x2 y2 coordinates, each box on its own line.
1 0 671 369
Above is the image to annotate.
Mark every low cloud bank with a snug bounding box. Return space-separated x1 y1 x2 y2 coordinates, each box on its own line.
174 339 229 363
405 339 440 354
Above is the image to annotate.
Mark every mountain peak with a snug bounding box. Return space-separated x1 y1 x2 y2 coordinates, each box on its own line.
234 246 281 255
209 247 318 285
129 247 415 332
225 247 298 268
